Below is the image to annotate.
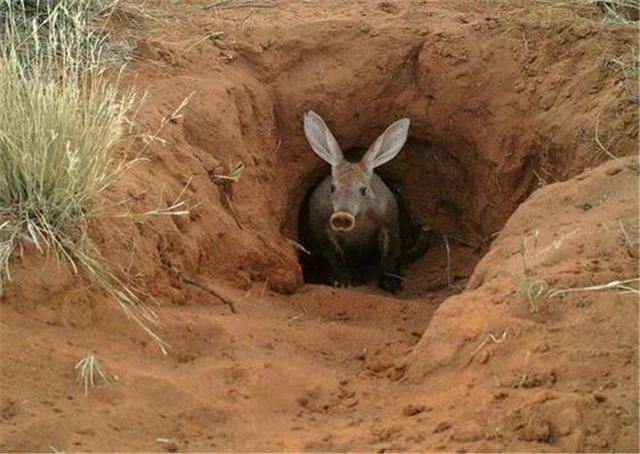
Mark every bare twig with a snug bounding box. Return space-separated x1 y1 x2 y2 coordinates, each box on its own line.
211 161 245 229
618 218 637 248
203 0 230 10
443 234 452 287
285 238 311 255
595 111 618 159
260 279 269 298
203 0 276 10
184 32 225 52
220 3 276 9
533 169 548 186
181 274 238 314
521 30 529 53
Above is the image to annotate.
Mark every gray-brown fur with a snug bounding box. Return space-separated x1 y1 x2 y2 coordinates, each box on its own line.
302 110 410 293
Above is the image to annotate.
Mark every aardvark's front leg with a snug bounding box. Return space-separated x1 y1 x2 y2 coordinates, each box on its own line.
320 228 351 288
378 226 402 293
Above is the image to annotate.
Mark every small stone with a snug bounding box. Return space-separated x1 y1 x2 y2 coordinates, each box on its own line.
344 398 359 408
540 92 556 110
388 366 406 381
367 361 391 373
402 404 426 417
556 407 582 436
477 349 491 364
586 423 600 435
535 343 550 353
563 431 585 452
161 442 178 453
593 392 607 403
493 390 509 400
596 436 609 449
434 421 452 433
521 416 551 442
452 420 484 442
358 22 371 33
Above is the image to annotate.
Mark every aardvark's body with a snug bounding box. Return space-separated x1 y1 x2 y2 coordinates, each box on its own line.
303 111 410 293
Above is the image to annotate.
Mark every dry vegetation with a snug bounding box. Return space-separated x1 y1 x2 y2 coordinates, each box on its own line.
0 0 169 350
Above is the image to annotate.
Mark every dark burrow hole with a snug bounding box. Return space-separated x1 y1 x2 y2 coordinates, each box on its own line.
296 142 484 298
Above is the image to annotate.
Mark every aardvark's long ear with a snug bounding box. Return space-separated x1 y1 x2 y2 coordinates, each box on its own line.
363 118 410 169
303 110 344 166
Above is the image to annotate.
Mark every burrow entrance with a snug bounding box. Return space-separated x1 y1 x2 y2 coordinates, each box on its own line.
264 25 585 297
293 138 496 299
172 16 635 297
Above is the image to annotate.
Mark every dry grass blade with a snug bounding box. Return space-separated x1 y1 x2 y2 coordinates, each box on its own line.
134 91 196 155
285 237 311 255
594 111 618 159
537 0 640 23
548 277 640 297
596 0 640 22
443 234 453 287
514 276 548 313
112 179 193 224
74 352 112 396
467 330 508 365
212 161 245 183
181 274 238 314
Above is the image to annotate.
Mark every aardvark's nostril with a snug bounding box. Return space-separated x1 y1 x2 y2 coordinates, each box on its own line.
330 212 355 232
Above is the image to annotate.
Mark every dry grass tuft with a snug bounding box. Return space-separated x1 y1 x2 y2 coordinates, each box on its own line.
0 0 178 352
540 0 640 23
514 277 548 313
75 352 112 396
595 0 640 22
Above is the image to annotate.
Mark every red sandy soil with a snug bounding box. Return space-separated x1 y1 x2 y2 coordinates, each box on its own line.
1 0 638 451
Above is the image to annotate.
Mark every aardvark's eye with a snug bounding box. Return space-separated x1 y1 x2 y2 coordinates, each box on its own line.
360 186 367 195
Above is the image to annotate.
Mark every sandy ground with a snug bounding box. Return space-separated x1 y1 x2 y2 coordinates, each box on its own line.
1 0 638 452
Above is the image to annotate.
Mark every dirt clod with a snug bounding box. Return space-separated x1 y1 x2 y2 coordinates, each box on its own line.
451 420 484 443
521 416 552 443
594 392 607 403
434 421 452 433
402 404 427 417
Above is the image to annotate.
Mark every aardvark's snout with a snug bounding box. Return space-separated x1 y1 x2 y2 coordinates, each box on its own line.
330 212 355 232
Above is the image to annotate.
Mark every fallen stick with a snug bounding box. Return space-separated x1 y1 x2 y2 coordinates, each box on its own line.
181 274 238 314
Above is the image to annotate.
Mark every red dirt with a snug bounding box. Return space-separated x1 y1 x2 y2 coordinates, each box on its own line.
1 0 638 452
